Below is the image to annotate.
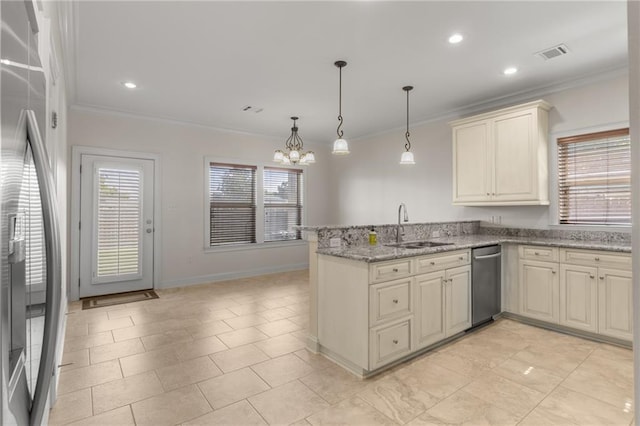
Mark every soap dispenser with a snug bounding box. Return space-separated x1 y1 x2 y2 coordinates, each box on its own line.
368 227 378 246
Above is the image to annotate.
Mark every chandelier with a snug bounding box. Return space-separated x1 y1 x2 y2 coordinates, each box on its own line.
273 117 315 165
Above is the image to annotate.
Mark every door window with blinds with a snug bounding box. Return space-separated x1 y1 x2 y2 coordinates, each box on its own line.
92 165 144 283
558 128 630 225
207 161 304 247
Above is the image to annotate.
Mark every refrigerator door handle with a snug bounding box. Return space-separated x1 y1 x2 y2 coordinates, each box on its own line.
25 110 61 426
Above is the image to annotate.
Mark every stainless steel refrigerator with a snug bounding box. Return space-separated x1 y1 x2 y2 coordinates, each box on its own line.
1 1 61 424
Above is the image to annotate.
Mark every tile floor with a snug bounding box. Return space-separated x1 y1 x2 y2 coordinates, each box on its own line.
49 270 635 425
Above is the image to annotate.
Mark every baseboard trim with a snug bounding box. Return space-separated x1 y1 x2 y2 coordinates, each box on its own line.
159 263 309 289
502 312 632 349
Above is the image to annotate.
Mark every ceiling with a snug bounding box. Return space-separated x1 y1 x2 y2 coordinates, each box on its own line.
67 1 628 144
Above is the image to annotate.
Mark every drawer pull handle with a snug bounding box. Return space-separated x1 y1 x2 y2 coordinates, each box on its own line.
552 270 556 274
534 252 539 255
392 299 399 304
600 276 605 280
589 274 595 279
458 256 464 260
393 339 398 344
595 257 600 261
486 192 490 196
392 268 399 272
430 261 436 266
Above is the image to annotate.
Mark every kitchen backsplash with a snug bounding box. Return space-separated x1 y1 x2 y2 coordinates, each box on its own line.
307 221 630 249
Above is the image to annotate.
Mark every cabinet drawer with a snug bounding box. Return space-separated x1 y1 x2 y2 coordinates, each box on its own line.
520 245 558 262
416 250 470 274
370 259 412 283
561 249 631 270
370 279 412 326
370 320 411 369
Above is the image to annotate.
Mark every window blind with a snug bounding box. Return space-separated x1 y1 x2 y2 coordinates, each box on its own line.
209 163 257 245
264 167 303 242
19 156 45 288
558 128 630 225
95 167 142 278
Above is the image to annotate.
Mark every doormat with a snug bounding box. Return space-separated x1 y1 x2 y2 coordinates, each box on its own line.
82 289 159 310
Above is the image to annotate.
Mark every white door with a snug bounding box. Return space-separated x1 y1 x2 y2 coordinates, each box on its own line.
445 265 471 335
79 155 154 297
559 264 598 333
414 271 446 349
598 268 633 341
519 260 559 323
452 121 491 203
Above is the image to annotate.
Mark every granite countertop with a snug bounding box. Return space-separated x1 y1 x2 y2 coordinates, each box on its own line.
316 234 631 263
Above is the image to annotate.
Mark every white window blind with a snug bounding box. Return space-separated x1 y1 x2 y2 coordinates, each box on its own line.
264 167 303 242
95 167 143 279
558 128 630 225
209 163 257 246
19 156 45 288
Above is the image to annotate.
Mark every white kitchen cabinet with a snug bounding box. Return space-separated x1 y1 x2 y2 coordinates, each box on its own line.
445 265 472 335
598 268 633 341
559 264 598 333
451 100 551 206
318 249 471 375
414 264 471 351
414 271 446 349
519 259 559 323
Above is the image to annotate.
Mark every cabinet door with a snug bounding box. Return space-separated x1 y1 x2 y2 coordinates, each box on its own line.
559 264 598 333
519 260 559 323
445 265 472 335
414 271 446 350
598 268 633 341
452 121 491 203
493 110 537 201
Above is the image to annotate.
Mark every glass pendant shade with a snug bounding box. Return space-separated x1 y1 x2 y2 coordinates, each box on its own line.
303 151 316 164
281 156 291 165
332 138 350 155
400 151 415 165
289 150 300 162
273 150 284 163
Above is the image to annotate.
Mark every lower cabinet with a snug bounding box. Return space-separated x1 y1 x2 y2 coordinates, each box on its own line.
598 268 633 341
413 265 471 351
518 246 632 343
559 264 598 333
519 259 559 323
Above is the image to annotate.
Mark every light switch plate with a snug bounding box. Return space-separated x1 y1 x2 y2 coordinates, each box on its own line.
330 238 341 248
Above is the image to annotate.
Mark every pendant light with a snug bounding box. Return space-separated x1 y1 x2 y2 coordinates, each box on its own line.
400 85 415 165
273 117 315 165
332 60 350 155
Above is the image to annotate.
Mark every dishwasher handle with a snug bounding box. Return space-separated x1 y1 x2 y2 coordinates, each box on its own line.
473 252 502 261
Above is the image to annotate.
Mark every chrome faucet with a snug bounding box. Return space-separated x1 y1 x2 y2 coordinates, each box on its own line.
397 203 409 243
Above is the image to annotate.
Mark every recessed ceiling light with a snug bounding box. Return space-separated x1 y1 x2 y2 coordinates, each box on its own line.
122 81 137 89
448 33 463 44
503 67 518 76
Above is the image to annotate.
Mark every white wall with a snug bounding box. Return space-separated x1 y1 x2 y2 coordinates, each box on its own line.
331 73 629 228
68 108 333 288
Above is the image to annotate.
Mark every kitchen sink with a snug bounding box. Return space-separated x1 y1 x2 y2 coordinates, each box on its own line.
385 241 454 249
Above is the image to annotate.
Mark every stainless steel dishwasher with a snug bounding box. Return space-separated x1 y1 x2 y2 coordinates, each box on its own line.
471 245 501 327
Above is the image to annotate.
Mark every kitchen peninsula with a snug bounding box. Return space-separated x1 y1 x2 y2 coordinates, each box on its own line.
300 221 631 377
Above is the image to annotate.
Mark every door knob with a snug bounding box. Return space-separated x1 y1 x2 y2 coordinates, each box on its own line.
392 339 398 344
392 299 399 304
146 228 152 233
392 268 399 272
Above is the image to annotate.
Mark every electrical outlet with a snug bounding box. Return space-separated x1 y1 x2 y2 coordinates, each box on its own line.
330 238 341 248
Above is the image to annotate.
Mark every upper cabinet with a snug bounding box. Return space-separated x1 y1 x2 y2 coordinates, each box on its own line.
450 100 552 206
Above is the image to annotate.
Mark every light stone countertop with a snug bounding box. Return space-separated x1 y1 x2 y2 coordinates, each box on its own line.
316 234 631 263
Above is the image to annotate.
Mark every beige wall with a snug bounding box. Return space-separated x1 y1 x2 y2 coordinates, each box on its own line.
330 73 629 229
68 108 333 287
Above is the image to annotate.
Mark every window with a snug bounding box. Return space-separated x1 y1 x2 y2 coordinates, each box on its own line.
206 161 303 247
558 128 630 225
264 167 303 242
209 163 257 246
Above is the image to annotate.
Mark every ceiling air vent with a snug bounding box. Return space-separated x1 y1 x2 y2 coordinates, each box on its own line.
536 44 570 61
241 105 264 113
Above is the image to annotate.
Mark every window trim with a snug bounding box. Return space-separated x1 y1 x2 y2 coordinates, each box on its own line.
203 157 307 252
554 125 631 228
